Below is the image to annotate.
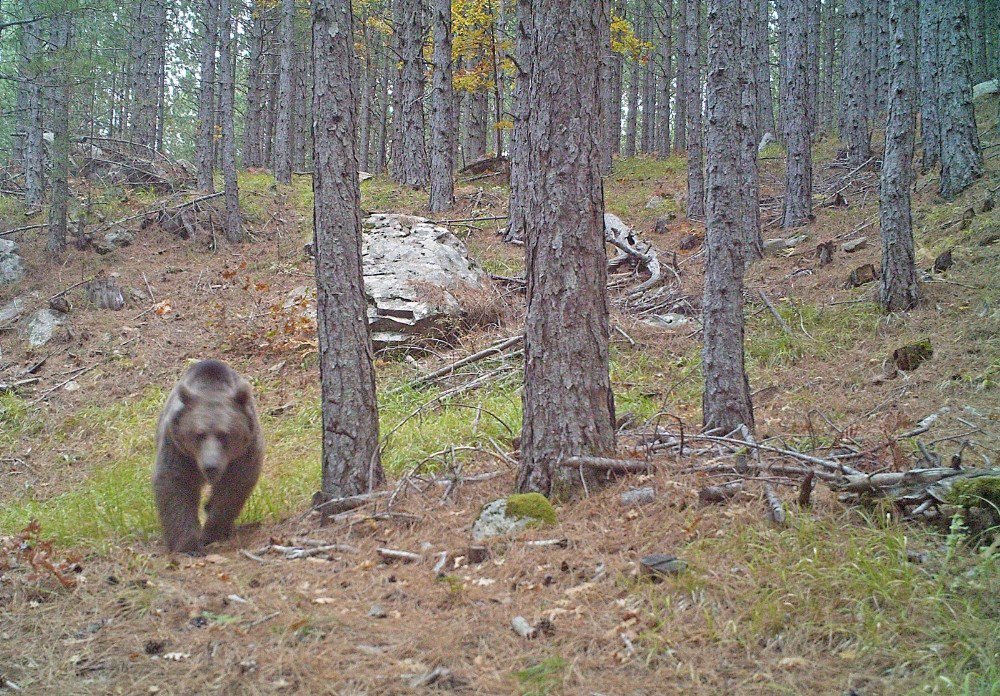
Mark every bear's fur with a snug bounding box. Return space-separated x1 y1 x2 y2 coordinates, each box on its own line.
153 359 263 554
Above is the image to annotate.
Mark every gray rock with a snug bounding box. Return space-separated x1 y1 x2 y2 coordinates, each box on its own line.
764 234 810 254
841 237 867 253
288 215 489 349
640 554 687 578
471 496 555 542
105 228 135 249
472 499 534 542
0 239 26 285
0 293 37 325
368 604 387 619
620 487 656 508
640 313 690 329
972 79 999 101
21 308 67 348
645 195 665 209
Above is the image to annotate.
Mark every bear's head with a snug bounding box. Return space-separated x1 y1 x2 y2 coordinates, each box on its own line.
172 382 255 483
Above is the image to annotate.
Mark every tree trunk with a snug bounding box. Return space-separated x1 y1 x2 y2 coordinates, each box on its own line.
293 48 310 170
842 0 871 166
937 0 983 199
756 0 775 141
517 0 616 499
703 0 754 433
624 50 640 156
197 0 219 192
611 0 626 155
20 3 44 210
374 43 390 174
127 0 166 150
47 10 73 255
674 0 688 151
656 0 674 157
683 0 705 219
505 0 530 243
392 0 429 186
918 0 941 171
879 0 919 312
428 0 455 212
805 0 820 134
312 0 384 499
820 0 837 132
779 0 813 227
741 0 763 265
244 5 268 168
466 60 489 161
640 10 657 153
599 0 615 171
218 0 242 243
274 0 295 184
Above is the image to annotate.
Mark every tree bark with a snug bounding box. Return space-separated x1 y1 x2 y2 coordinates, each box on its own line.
274 0 295 184
656 0 674 157
244 4 269 169
741 0 763 264
312 0 384 499
218 0 242 243
879 0 919 312
374 43 390 173
392 0 429 186
47 10 73 255
779 0 813 227
702 0 754 434
428 0 455 212
624 48 640 157
505 0 530 243
466 57 489 161
517 0 616 499
756 0 775 141
842 0 871 166
937 0 983 199
20 1 44 210
918 0 941 171
820 0 837 132
683 0 705 219
640 9 657 153
197 0 219 192
674 0 688 151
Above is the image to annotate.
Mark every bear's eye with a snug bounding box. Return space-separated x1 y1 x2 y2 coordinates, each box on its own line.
216 432 228 446
195 431 208 441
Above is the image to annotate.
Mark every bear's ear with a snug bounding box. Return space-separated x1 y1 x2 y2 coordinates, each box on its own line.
233 382 252 409
178 384 196 407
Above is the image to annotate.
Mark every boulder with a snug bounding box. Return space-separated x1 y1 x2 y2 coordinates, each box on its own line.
362 214 487 347
764 234 809 254
471 493 556 542
289 215 488 348
0 293 37 325
972 79 999 101
640 313 690 329
841 237 867 253
0 239 26 285
645 195 666 210
21 308 67 348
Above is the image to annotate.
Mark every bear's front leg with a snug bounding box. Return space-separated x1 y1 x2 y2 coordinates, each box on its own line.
202 456 261 547
153 467 204 555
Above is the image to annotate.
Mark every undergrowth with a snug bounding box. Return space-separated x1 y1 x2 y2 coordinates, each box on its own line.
631 511 999 694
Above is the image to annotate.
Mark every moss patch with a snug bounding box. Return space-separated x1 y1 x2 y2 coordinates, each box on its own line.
505 492 557 526
949 475 1000 511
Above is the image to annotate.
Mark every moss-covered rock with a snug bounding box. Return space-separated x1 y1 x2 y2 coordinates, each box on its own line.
505 493 557 526
471 493 557 542
949 475 1000 511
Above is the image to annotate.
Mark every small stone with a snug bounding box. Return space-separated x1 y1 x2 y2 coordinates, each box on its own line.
653 217 672 235
932 249 953 273
49 296 71 313
144 640 166 655
619 487 655 508
368 605 387 619
841 237 867 253
0 293 37 325
472 494 556 542
640 554 687 579
846 263 878 288
104 228 134 249
640 313 690 329
466 545 489 564
906 550 929 564
511 616 537 638
678 232 702 250
21 308 67 348
816 241 834 265
892 339 932 372
645 195 665 209
980 195 995 213
0 239 26 285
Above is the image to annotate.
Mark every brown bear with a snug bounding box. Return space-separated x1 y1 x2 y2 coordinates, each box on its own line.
153 359 263 554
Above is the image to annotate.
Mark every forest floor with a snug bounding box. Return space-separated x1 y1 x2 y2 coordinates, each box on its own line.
2 111 1000 693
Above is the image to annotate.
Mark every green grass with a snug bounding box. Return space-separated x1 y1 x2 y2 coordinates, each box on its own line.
360 175 427 214
513 656 567 696
631 512 1000 694
746 299 883 368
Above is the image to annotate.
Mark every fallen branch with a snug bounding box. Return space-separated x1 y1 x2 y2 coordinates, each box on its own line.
561 456 653 474
763 483 787 525
395 335 523 392
311 490 388 514
698 480 745 504
758 290 793 335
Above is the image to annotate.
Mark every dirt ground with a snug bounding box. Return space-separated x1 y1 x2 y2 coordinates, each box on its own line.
1 138 999 694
